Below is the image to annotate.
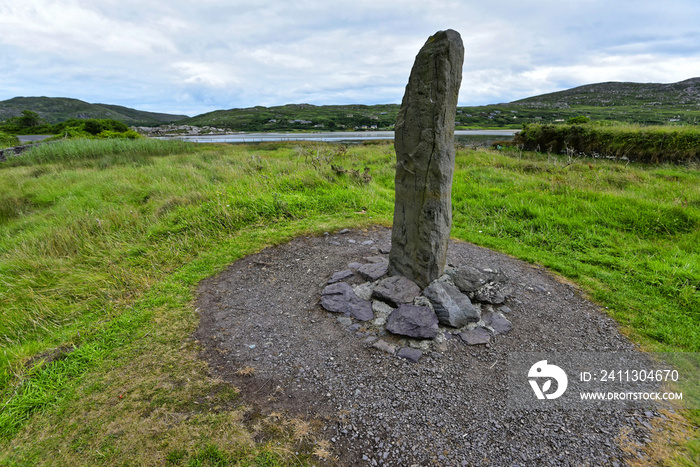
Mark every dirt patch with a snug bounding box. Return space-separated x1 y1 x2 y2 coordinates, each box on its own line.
195 226 661 466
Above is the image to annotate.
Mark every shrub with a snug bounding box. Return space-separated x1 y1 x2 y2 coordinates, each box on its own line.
0 132 20 149
567 116 591 124
515 123 700 164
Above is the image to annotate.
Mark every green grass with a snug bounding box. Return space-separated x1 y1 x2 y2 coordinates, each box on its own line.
0 138 698 465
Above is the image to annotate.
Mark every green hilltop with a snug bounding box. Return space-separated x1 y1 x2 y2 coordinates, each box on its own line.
3 78 700 131
0 97 188 126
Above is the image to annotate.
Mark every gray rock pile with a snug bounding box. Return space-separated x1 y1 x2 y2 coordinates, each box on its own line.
320 252 514 363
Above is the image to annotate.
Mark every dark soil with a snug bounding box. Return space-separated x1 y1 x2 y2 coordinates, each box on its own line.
195 226 661 466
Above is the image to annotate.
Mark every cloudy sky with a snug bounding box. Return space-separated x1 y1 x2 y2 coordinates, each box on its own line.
2 0 699 116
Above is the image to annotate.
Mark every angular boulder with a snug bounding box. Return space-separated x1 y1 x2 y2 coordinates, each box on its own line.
357 262 389 282
482 310 513 335
372 275 422 307
386 304 439 339
320 282 373 321
447 266 491 294
388 29 464 288
458 327 491 345
423 280 479 328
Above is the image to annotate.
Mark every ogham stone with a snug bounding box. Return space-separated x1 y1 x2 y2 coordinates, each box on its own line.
388 29 464 288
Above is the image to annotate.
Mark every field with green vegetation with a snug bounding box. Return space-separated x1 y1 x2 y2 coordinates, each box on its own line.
0 138 698 465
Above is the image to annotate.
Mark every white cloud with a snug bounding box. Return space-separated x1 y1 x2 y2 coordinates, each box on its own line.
1 0 699 115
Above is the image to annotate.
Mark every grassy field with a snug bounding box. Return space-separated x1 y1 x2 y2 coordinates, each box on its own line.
0 138 698 465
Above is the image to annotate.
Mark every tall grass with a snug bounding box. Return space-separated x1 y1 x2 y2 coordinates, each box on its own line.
4 137 193 167
0 138 698 464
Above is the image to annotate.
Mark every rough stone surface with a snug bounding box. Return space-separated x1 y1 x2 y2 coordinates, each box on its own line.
483 310 513 335
386 304 439 339
372 339 396 355
357 262 389 281
459 327 491 345
328 269 353 284
388 29 464 288
474 281 510 304
397 347 423 363
352 282 375 301
320 282 373 321
448 265 491 293
372 275 422 307
423 280 479 327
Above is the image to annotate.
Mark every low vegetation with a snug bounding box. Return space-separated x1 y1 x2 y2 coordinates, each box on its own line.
0 132 19 149
0 111 141 140
515 122 700 163
0 138 697 464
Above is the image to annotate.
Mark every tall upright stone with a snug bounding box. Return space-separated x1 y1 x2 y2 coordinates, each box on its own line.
388 29 464 288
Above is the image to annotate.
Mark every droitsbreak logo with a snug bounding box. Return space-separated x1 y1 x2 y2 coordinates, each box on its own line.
528 360 568 400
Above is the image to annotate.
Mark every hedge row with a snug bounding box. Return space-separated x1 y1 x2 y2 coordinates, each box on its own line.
514 123 700 164
0 132 19 150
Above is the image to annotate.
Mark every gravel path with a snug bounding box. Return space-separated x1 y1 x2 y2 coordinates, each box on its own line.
195 226 660 466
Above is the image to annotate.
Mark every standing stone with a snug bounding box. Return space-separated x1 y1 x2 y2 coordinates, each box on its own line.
388 29 464 288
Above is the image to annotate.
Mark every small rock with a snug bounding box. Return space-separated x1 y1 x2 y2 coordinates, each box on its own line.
372 339 396 355
321 282 373 321
338 228 350 234
424 280 479 327
459 327 491 345
353 282 375 301
348 262 363 271
373 275 422 307
386 304 439 339
373 317 387 327
474 282 510 304
364 255 388 264
364 336 378 345
361 240 375 246
397 347 423 363
499 305 513 314
447 266 490 293
482 311 513 335
357 262 389 281
328 269 354 284
337 316 353 326
372 300 394 317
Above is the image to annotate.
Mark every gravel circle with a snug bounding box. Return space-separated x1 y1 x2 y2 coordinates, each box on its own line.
195 226 660 466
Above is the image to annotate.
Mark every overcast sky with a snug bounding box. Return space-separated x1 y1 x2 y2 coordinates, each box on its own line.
2 1 699 116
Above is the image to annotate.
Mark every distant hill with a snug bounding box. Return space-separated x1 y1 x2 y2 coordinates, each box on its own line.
6 78 700 131
512 77 700 108
178 78 700 130
0 97 188 126
180 103 400 132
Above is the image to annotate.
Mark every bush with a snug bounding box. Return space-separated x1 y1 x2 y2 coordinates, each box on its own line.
0 132 20 149
514 123 700 164
566 116 591 124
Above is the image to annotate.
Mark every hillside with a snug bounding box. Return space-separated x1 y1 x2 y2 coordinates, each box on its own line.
0 97 188 126
180 103 400 131
177 78 700 131
6 78 700 131
513 77 700 108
